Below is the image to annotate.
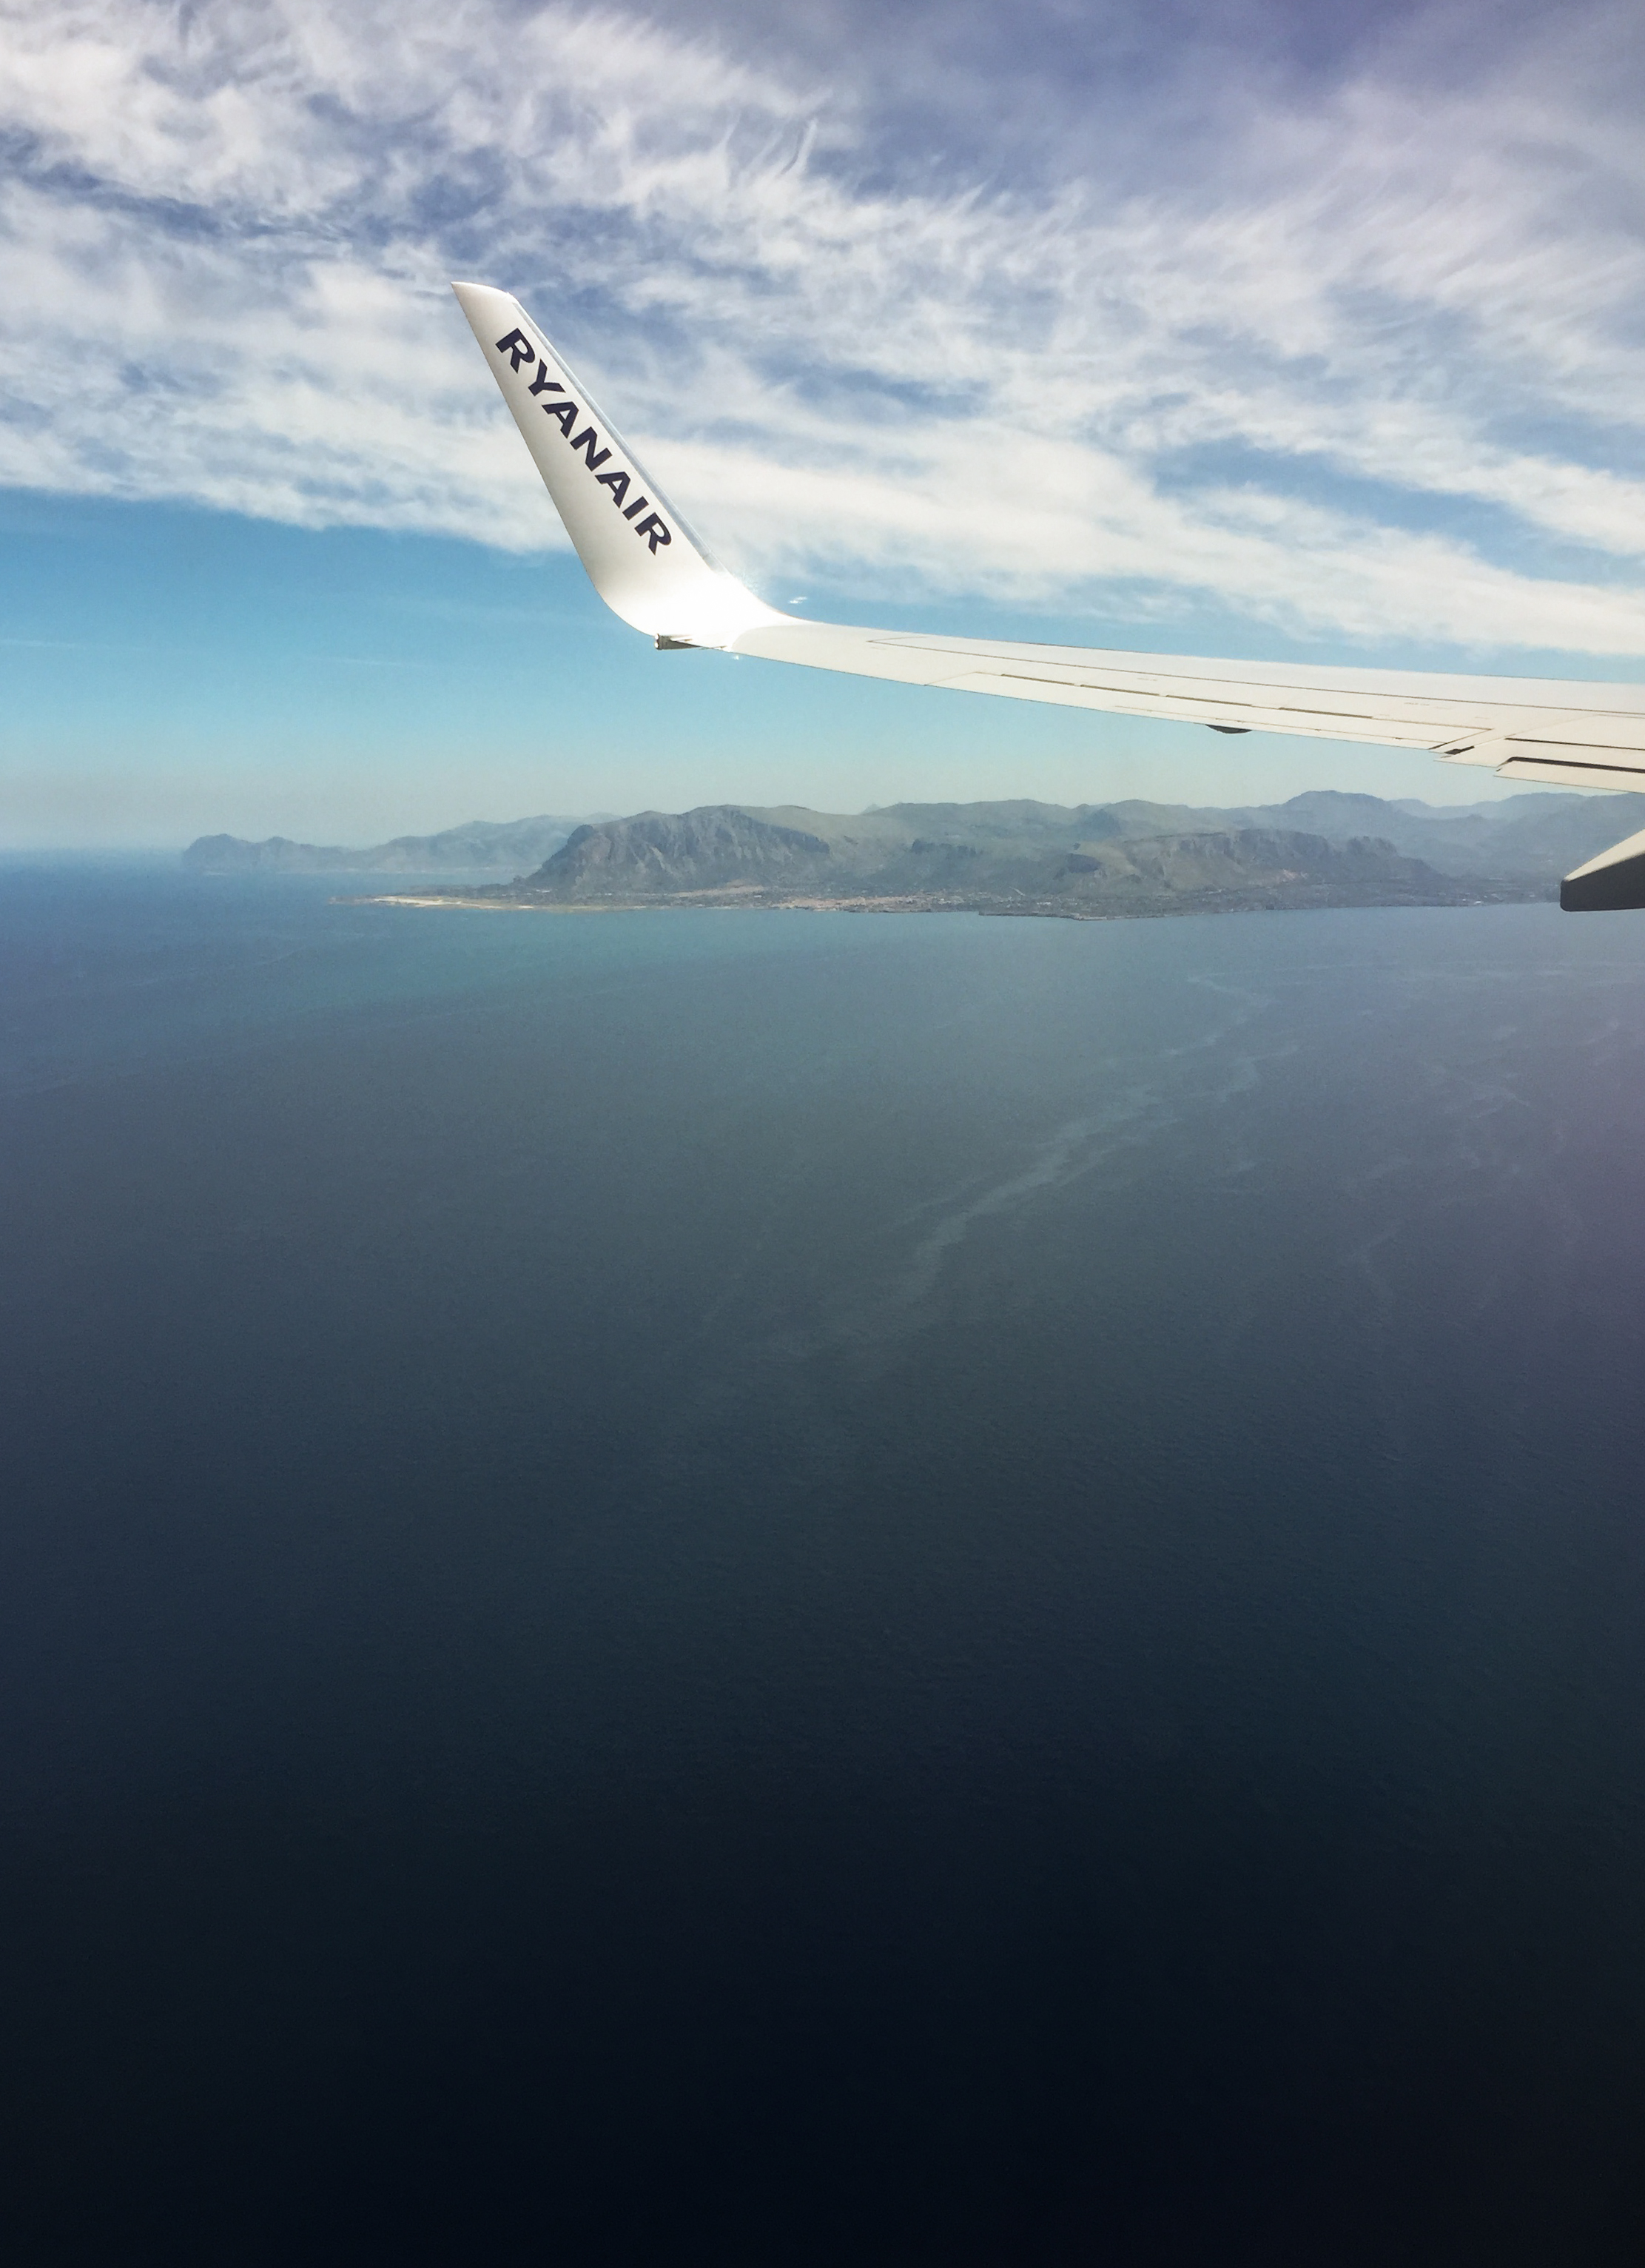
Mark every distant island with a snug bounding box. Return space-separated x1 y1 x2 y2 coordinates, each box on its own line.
312 790 1645 921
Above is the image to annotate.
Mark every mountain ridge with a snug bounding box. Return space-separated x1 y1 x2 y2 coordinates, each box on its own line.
186 789 1644 917
509 805 1467 914
401 789 1641 916
183 815 600 874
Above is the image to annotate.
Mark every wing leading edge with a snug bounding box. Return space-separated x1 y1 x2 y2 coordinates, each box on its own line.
452 281 1645 906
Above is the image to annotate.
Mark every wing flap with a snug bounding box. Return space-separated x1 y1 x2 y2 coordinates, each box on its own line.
1497 754 1645 791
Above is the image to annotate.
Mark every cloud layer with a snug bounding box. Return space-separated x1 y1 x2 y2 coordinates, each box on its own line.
4 0 1644 654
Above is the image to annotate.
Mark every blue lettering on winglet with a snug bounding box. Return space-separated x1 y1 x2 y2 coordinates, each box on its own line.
494 331 671 554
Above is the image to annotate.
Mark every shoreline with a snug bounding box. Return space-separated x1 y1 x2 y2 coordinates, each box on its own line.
343 885 1531 920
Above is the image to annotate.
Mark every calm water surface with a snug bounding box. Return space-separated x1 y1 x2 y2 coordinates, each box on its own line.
3 864 1644 2262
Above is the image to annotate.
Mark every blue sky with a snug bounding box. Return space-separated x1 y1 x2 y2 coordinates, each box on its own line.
3 0 1644 843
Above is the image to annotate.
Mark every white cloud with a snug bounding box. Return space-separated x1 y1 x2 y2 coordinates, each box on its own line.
2 0 1644 654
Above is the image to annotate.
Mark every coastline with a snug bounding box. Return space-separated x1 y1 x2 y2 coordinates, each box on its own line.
343 883 1532 920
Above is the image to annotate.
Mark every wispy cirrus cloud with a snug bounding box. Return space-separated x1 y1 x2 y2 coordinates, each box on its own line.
2 0 1644 656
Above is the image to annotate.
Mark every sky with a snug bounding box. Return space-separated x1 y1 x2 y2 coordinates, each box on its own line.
3 0 1644 844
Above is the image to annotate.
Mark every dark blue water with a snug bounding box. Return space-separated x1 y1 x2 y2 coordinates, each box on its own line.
4 865 1645 2263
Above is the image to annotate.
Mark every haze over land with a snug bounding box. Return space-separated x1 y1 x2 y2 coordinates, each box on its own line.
183 816 591 876
188 791 1645 920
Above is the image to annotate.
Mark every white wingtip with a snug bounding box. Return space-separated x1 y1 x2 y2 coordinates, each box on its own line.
451 282 787 648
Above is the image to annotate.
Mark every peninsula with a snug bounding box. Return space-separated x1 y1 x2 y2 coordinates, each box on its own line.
349 791 1642 921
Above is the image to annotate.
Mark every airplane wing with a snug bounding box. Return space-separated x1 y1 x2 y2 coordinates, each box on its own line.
451 281 1645 910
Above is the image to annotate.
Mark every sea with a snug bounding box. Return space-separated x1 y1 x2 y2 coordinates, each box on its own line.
3 861 1644 2264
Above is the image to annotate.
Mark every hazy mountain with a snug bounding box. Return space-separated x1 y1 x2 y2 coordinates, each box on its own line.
183 816 599 875
859 789 1645 879
540 807 835 896
525 794 1645 898
265 788 1643 916
499 802 1487 916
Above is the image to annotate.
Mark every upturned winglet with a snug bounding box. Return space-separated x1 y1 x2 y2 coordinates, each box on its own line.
451 282 787 648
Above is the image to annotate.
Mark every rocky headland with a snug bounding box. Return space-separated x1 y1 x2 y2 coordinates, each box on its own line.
351 789 1644 920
